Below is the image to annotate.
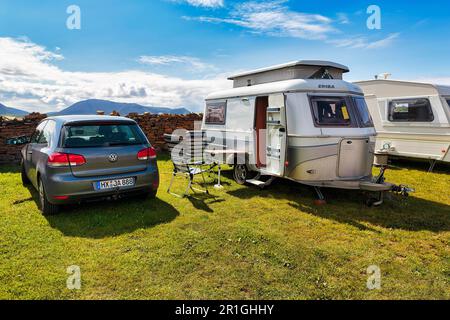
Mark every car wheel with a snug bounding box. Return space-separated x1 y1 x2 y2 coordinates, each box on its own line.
233 164 249 185
38 179 59 216
21 160 30 185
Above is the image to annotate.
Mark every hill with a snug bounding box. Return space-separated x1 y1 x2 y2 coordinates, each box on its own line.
51 99 191 116
0 103 28 116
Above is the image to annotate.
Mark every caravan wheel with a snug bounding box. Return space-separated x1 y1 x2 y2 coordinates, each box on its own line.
233 164 248 185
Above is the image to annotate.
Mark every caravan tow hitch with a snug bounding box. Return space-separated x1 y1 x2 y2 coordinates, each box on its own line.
366 167 415 207
391 185 415 197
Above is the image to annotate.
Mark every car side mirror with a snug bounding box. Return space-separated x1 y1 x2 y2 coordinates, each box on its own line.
6 136 31 145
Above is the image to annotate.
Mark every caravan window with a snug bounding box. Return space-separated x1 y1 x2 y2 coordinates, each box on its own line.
388 99 434 122
353 97 374 127
205 102 227 125
310 97 353 127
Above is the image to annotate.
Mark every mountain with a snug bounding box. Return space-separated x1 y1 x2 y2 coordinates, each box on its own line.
50 99 191 116
0 103 29 116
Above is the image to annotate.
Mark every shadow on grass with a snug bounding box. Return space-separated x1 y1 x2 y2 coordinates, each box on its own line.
187 193 225 213
386 158 450 174
223 171 450 233
24 185 179 239
0 164 20 174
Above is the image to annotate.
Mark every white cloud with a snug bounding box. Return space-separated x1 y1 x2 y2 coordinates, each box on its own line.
184 0 336 40
337 13 350 25
174 0 224 8
184 1 400 48
328 33 400 49
138 55 216 72
366 33 400 49
0 37 230 113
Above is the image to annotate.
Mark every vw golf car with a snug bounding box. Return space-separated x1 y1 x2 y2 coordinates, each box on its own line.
20 115 159 215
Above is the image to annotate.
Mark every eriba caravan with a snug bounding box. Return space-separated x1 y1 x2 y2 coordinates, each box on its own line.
201 61 412 205
355 79 450 171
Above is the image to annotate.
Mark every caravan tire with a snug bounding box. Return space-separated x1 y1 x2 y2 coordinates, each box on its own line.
233 164 249 185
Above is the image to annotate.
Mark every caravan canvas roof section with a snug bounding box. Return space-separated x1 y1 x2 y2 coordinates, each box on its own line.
228 60 350 88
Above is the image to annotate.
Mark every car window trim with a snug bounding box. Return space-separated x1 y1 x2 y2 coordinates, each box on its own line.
31 120 48 144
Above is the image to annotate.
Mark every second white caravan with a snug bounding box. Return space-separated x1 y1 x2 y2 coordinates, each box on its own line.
355 79 450 171
198 61 412 204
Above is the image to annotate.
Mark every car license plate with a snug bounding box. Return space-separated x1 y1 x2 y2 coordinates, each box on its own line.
96 177 135 190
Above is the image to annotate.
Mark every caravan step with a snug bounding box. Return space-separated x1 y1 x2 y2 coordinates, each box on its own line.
246 179 267 186
246 176 276 188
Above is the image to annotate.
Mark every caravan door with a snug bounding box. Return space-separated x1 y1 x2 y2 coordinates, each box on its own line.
264 94 287 176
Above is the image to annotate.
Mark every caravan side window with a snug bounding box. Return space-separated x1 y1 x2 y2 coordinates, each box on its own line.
310 97 353 127
388 98 434 122
205 101 227 125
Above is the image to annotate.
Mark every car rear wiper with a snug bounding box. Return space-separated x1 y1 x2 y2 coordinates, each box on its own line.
107 142 143 146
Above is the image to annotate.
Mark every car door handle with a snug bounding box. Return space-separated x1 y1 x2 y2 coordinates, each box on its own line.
279 128 286 133
27 151 33 154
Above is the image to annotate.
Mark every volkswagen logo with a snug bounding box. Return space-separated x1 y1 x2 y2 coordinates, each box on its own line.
108 153 118 163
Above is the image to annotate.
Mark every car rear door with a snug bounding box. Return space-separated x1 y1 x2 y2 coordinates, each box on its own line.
61 121 151 178
25 121 48 186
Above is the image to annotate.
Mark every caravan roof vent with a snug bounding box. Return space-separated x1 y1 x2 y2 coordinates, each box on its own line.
228 60 350 88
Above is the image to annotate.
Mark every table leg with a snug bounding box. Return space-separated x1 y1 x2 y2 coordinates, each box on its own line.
214 164 224 189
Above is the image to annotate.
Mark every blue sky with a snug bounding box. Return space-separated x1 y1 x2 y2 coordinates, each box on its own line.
0 0 449 112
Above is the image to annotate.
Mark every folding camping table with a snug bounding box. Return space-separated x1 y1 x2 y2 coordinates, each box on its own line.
204 149 247 189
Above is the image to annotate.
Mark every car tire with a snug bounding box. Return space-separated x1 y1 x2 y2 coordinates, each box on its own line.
21 160 30 186
38 179 59 216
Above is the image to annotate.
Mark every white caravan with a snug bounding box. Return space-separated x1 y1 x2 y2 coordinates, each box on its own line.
355 79 450 170
201 61 411 204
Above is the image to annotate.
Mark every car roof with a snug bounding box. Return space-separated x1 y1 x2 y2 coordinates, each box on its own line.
45 115 135 125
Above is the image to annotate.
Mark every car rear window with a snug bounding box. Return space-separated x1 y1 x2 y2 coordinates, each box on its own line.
62 123 147 148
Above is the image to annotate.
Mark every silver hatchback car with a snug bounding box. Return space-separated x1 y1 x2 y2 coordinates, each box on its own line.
21 115 159 215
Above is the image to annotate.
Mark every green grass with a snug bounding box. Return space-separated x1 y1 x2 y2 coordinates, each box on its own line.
0 154 449 300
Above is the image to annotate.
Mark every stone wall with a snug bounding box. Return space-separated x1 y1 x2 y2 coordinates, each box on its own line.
0 113 47 164
0 112 203 164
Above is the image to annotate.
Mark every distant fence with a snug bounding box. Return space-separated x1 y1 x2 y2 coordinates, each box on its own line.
0 112 203 164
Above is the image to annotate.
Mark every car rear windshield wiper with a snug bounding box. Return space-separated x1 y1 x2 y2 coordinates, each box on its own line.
107 142 143 146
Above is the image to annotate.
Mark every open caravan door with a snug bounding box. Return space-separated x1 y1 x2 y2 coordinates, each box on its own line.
264 94 287 176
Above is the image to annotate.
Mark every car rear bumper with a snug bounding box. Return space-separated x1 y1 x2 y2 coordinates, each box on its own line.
42 165 159 204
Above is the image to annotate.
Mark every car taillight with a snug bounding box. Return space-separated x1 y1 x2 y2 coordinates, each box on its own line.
48 153 86 167
137 147 157 160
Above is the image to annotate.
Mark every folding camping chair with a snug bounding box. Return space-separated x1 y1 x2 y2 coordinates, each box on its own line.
167 160 211 198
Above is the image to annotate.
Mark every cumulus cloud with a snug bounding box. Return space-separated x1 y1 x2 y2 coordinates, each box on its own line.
0 37 230 113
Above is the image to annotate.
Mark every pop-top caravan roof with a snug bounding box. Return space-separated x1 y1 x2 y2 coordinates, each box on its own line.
228 60 350 88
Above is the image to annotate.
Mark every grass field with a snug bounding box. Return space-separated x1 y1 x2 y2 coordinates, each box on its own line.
0 154 449 300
